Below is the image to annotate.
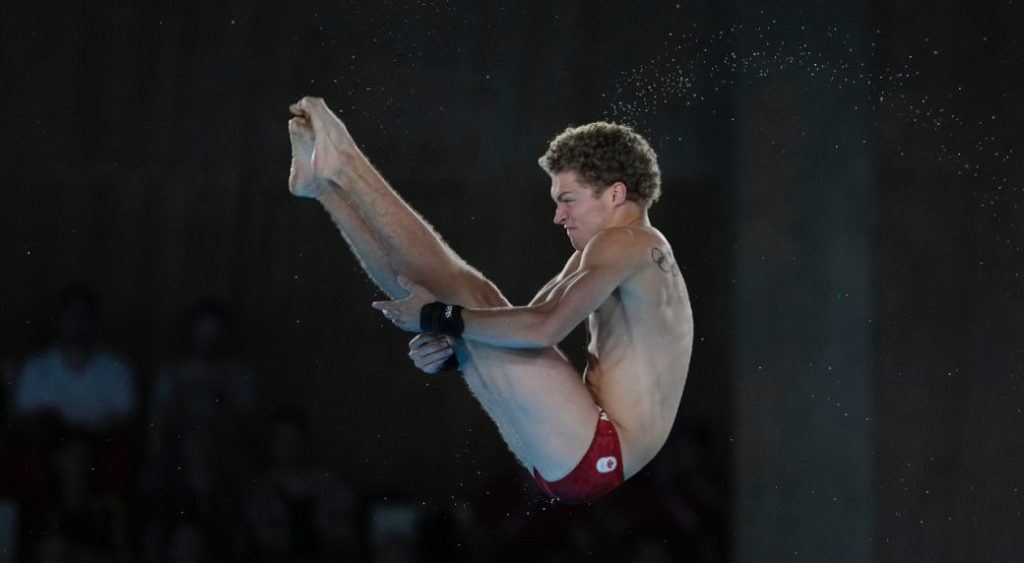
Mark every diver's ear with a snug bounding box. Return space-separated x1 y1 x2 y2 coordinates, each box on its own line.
609 182 628 205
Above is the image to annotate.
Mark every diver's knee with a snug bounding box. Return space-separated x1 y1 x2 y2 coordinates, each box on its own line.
453 270 508 308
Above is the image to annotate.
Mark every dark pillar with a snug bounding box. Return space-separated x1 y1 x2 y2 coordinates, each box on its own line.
730 4 875 560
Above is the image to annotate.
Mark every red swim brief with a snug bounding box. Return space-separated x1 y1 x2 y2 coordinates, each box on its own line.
532 407 624 504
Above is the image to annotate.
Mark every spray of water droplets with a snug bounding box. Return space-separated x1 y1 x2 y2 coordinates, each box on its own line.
605 23 1021 235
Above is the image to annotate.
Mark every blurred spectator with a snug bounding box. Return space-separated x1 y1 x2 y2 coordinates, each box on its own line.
148 300 257 463
11 286 137 432
447 502 497 562
40 437 131 560
367 500 422 563
1 351 14 425
312 475 359 562
625 536 677 563
236 409 360 562
602 421 729 562
7 286 138 563
28 532 73 563
239 477 293 562
0 499 16 563
0 351 15 555
164 519 216 563
138 301 259 562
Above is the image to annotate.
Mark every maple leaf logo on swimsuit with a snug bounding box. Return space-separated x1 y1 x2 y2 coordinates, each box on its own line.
596 456 618 474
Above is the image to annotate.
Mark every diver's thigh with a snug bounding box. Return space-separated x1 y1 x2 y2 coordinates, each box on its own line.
462 342 599 480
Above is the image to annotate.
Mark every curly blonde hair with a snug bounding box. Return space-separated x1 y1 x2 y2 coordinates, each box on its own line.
538 122 661 207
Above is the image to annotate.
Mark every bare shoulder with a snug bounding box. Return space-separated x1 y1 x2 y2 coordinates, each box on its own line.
583 226 670 263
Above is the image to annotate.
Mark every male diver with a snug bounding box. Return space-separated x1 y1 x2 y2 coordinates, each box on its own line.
288 96 692 503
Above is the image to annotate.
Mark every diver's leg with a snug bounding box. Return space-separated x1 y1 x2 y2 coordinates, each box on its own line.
293 97 599 479
296 96 491 306
316 184 406 298
291 113 403 297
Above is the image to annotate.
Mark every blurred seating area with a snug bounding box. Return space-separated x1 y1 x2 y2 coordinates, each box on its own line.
0 287 726 563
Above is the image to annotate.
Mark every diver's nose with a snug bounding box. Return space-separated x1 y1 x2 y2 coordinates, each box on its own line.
553 205 567 225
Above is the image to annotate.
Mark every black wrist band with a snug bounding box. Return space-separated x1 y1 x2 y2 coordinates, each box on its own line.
420 302 465 337
440 354 460 372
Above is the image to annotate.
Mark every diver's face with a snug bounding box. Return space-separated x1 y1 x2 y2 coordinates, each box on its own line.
550 170 614 250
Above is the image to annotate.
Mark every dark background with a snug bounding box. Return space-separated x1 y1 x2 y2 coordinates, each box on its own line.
1 1 1022 561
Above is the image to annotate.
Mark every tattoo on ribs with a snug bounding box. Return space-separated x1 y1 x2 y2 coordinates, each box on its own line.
651 247 680 276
